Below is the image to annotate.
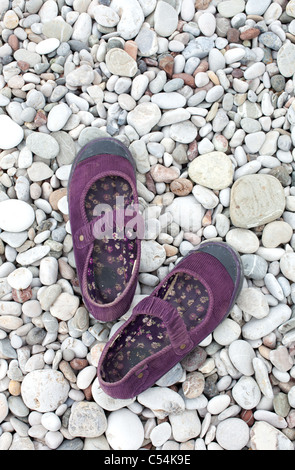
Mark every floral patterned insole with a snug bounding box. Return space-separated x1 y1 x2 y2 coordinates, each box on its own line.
85 176 137 305
101 272 209 383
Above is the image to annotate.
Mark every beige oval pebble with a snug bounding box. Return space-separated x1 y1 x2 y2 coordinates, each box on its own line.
9 380 21 396
50 292 79 321
163 244 178 257
0 316 23 331
105 48 138 77
262 221 293 248
213 318 241 345
226 228 259 254
230 174 286 229
237 287 269 319
182 371 205 399
217 0 245 18
188 152 234 190
170 178 193 196
3 10 19 29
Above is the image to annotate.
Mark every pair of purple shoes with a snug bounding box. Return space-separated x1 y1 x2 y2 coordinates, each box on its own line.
68 138 244 400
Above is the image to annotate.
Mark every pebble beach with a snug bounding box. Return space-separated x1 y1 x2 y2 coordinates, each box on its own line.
1 0 295 452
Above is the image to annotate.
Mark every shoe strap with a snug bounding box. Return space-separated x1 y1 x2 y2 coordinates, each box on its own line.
133 296 194 356
74 207 140 249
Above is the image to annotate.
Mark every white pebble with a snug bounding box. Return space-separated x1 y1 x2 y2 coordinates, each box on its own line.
7 267 32 290
35 38 60 55
41 412 61 432
39 257 58 286
213 318 241 346
106 409 144 450
0 200 35 233
232 376 261 410
76 366 97 390
45 431 64 449
150 422 172 447
207 395 231 415
216 418 250 450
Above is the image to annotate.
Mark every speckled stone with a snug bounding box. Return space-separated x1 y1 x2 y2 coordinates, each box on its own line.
188 152 234 190
237 288 269 319
259 32 282 51
277 41 295 77
182 371 205 398
127 102 161 136
21 370 70 412
230 175 286 229
181 346 207 372
68 401 107 438
232 376 261 410
273 393 290 418
271 75 286 92
216 418 250 450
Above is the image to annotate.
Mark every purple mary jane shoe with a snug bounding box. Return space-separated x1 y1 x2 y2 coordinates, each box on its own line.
68 138 142 322
97 241 244 399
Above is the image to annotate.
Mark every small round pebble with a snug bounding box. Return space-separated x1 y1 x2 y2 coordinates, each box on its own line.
7 267 33 290
0 200 35 232
106 409 144 450
216 418 250 450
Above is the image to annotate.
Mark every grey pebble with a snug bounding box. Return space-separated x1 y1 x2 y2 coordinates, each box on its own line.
259 32 282 51
241 254 269 280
